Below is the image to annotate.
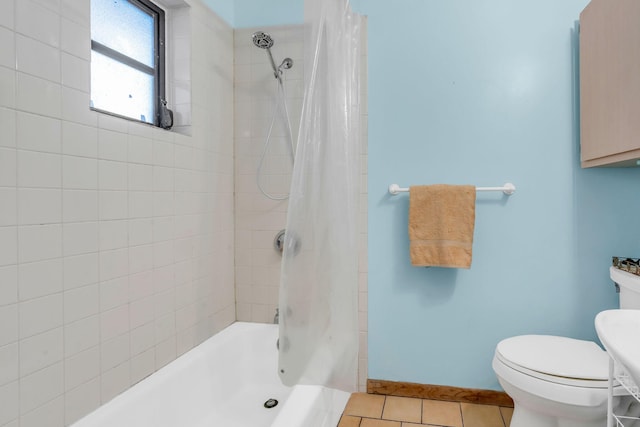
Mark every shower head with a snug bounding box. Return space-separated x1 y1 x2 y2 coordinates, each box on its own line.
279 58 293 71
252 31 293 81
252 31 274 49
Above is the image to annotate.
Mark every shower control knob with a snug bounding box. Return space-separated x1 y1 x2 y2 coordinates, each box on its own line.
274 229 286 255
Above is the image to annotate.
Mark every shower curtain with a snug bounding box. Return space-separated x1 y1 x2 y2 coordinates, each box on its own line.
277 0 362 391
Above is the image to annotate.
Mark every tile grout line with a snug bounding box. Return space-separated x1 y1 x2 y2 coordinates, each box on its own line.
499 407 507 427
380 395 387 420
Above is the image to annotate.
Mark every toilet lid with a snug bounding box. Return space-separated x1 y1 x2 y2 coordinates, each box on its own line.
496 335 609 381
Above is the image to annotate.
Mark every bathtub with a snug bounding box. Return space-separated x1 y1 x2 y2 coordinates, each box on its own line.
71 322 351 427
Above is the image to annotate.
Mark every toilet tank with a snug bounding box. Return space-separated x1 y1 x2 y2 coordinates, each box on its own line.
610 266 640 309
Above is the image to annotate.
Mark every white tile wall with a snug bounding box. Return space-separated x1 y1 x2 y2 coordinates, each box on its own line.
233 20 369 391
16 112 62 153
64 379 99 426
0 381 19 425
16 34 61 82
233 25 304 324
0 0 235 425
19 327 63 377
0 266 17 305
0 304 18 348
18 259 63 301
0 341 18 385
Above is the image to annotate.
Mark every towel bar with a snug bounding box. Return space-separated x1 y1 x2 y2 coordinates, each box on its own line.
388 183 516 196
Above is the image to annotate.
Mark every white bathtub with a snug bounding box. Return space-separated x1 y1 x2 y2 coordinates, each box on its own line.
72 322 351 427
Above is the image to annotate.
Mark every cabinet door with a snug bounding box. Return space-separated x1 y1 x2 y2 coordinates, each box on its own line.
580 0 640 167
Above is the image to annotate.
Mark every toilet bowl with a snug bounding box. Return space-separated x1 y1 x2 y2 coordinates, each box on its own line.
494 267 640 426
492 334 615 427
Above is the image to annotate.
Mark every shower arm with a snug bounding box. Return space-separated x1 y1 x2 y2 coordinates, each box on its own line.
266 48 281 81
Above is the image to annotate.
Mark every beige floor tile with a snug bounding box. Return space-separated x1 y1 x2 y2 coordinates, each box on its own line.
500 407 513 426
360 419 401 427
344 393 386 419
461 403 505 427
339 415 362 427
339 397 512 427
382 396 422 423
422 400 462 427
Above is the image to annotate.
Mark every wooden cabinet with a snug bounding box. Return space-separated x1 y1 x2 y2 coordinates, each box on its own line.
580 0 640 167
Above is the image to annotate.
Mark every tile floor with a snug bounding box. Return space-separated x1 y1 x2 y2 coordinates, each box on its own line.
338 393 513 427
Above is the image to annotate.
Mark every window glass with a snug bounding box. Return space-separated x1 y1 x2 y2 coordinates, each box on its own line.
91 50 154 124
91 0 155 68
90 0 167 127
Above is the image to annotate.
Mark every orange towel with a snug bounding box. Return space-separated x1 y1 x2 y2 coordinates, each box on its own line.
408 184 476 268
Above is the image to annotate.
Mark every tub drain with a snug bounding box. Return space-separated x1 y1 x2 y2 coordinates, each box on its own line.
263 398 279 409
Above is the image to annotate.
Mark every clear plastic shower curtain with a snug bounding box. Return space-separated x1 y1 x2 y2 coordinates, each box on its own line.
277 0 361 391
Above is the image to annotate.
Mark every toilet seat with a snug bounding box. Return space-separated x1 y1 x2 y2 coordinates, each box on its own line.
493 335 612 408
495 335 609 389
496 335 609 388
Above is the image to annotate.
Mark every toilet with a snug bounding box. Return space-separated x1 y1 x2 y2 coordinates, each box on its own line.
493 267 640 427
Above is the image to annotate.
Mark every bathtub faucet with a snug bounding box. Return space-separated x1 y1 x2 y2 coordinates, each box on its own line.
273 308 279 324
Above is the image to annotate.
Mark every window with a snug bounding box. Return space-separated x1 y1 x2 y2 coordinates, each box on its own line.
90 0 167 127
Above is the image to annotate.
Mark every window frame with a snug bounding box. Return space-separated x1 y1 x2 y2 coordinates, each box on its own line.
90 0 166 127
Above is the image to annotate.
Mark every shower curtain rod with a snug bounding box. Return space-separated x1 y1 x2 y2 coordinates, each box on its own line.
388 183 516 196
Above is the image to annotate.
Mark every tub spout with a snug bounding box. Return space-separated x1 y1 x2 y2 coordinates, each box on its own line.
273 308 279 324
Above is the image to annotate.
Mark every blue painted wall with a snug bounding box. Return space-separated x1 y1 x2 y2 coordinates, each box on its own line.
201 0 235 26
365 0 640 390
235 0 304 28
209 0 640 390
203 0 303 28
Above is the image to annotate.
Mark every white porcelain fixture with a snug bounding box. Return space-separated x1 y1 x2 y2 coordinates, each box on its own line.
595 309 640 389
493 266 640 427
610 267 640 309
72 323 350 427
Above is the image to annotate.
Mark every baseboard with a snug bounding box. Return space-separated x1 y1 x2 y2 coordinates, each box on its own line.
367 379 514 408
